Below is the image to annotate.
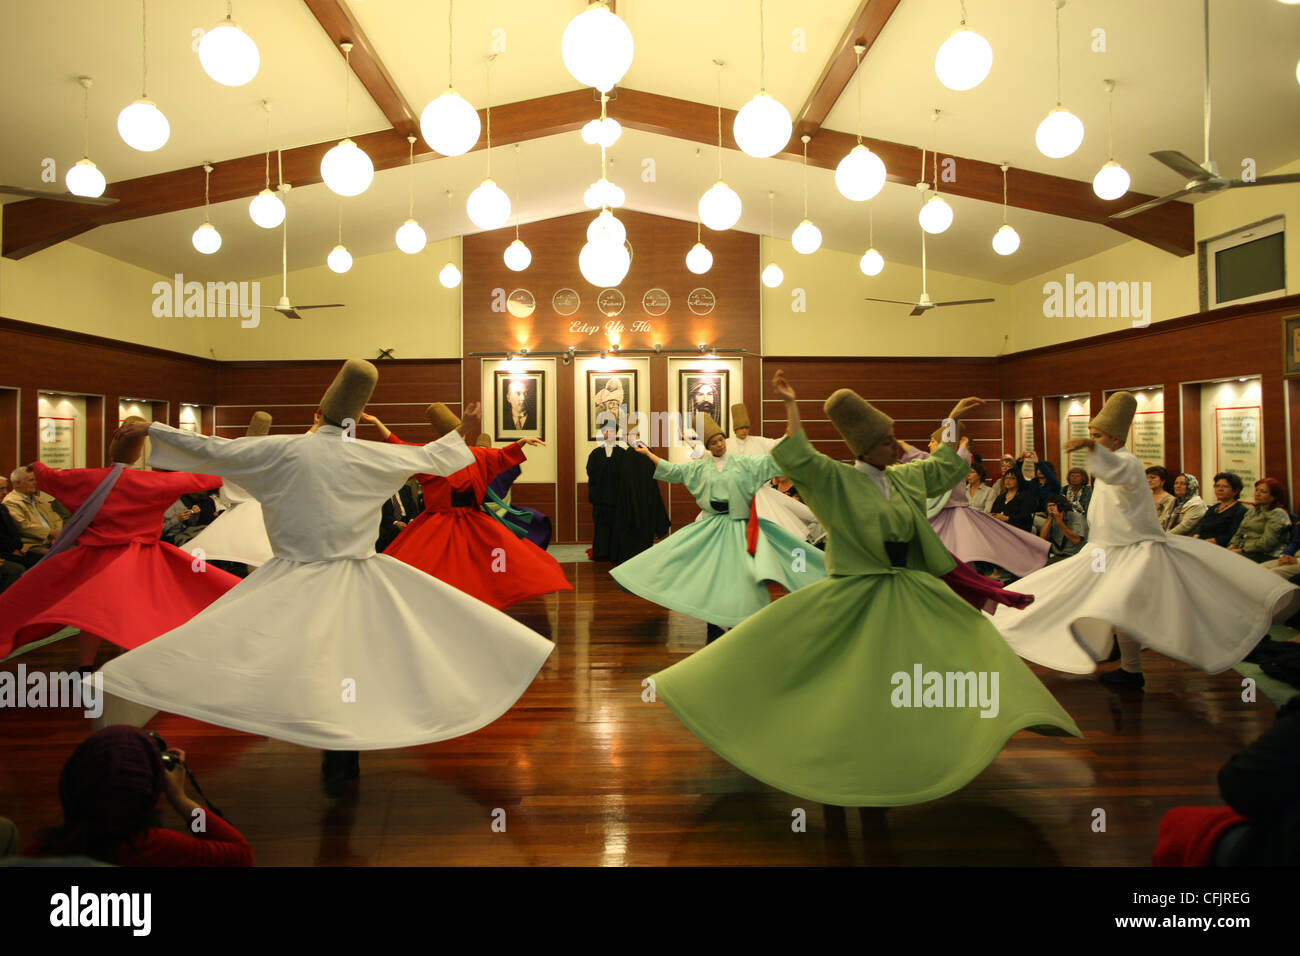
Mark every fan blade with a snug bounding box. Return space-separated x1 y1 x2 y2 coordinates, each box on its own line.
934 298 996 307
908 304 930 316
1109 186 1204 219
1149 150 1214 181
0 185 118 206
278 308 302 319
864 297 924 306
293 304 345 310
1228 174 1300 188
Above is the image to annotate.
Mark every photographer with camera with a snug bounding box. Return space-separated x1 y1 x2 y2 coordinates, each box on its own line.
26 726 252 866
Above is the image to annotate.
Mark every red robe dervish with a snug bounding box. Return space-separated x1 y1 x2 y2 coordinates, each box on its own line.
383 435 572 609
0 462 241 658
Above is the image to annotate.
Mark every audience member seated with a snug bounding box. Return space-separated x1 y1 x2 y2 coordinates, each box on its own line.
1039 493 1086 563
964 455 997 513
1146 465 1175 527
1154 695 1300 866
990 468 1036 533
1162 473 1206 536
1019 451 1060 513
160 498 203 546
27 726 253 866
1062 466 1092 516
1193 472 1248 546
1228 477 1291 563
3 466 63 557
1261 517 1300 582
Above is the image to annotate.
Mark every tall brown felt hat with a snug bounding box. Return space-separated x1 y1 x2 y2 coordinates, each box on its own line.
246 411 272 437
109 416 149 464
426 402 462 438
824 389 893 458
320 359 378 426
475 433 493 449
731 403 751 431
694 413 725 446
1089 391 1136 440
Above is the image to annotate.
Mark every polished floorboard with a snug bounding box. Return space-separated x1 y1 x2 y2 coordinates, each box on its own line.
0 558 1288 866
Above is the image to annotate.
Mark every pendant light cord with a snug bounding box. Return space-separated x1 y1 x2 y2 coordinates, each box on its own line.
261 100 271 188
407 136 416 218
768 190 775 239
337 198 342 246
854 46 864 144
140 0 148 96
960 0 968 26
485 56 493 177
81 79 91 158
1106 81 1114 160
512 143 521 238
759 0 767 91
203 164 211 216
1054 0 1062 107
714 61 724 180
448 0 455 87
1001 164 1009 224
801 137 809 218
1202 0 1211 166
869 206 874 246
343 46 352 138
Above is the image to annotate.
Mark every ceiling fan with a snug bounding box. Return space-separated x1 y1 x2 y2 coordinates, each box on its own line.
0 184 117 206
864 216 995 316
260 198 344 320
1111 0 1300 220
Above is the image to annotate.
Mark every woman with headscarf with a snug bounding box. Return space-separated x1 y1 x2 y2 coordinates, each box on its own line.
610 411 825 641
992 393 1300 690
645 373 1079 807
28 726 252 865
1163 474 1206 536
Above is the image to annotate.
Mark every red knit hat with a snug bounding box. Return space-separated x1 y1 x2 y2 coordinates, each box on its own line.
58 726 164 837
1152 805 1248 866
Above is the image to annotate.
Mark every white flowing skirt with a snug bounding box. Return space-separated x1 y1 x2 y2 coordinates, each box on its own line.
753 485 816 540
96 553 554 750
990 534 1300 674
181 500 274 568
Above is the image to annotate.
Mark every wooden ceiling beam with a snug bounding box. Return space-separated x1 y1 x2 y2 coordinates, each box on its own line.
302 0 420 140
794 0 904 140
1 89 1192 260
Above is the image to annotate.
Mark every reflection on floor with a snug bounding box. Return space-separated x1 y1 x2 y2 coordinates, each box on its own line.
0 559 1289 866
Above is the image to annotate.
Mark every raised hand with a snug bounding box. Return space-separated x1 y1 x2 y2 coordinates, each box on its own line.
772 369 796 402
946 397 985 421
517 437 545 447
1063 437 1094 453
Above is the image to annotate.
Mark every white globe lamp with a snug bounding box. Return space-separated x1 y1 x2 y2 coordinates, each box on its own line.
761 262 784 288
117 98 169 151
327 244 353 273
395 219 427 254
859 248 884 276
834 144 887 201
65 158 106 198
686 242 713 274
918 194 954 234
504 239 532 271
1091 160 1131 200
420 91 480 157
191 222 221 255
198 19 260 87
733 93 792 159
992 224 1020 256
561 2 634 93
698 181 742 231
248 188 285 228
320 139 374 196
934 28 993 91
791 219 822 255
439 263 462 288
1035 107 1085 158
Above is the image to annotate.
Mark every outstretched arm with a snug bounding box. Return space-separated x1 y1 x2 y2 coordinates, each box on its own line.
772 368 802 437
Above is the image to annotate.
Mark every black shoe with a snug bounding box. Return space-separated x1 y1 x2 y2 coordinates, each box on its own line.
705 623 725 643
321 751 350 797
1104 638 1121 663
1099 668 1145 690
345 751 360 780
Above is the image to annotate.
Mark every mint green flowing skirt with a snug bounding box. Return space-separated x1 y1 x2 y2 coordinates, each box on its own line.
609 512 825 627
650 566 1082 806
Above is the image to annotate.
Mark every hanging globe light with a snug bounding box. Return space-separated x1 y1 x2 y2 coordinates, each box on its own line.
561 1 635 93
1035 107 1084 158
586 210 626 246
934 28 993 91
834 144 887 201
761 262 784 288
583 177 626 210
321 139 374 196
504 239 532 271
420 90 480 157
65 158 106 198
191 221 221 255
1092 160 1131 201
117 97 169 151
991 224 1020 256
466 179 511 230
198 15 260 87
686 242 713 274
918 194 954 234
248 188 285 228
733 93 793 159
581 117 622 147
395 219 427 254
327 244 353 273
859 248 884 276
439 262 462 288
698 181 742 231
791 219 822 255
579 238 631 287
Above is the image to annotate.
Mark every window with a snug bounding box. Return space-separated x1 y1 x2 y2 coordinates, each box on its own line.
1203 217 1286 309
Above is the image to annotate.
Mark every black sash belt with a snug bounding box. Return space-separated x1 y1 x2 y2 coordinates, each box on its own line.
709 500 729 513
883 540 909 568
450 490 479 508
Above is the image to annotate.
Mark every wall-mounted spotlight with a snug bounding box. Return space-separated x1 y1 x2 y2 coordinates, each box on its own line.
505 351 515 361
518 347 530 357
697 343 708 353
599 349 608 359
653 343 662 353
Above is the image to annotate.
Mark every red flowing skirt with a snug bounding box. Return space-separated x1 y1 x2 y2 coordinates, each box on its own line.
385 508 572 610
0 541 241 658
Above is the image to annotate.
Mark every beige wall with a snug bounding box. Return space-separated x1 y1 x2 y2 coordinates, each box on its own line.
201 237 463 360
0 205 211 356
760 236 1009 357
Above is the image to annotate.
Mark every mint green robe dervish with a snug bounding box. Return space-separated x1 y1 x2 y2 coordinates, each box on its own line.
649 431 1081 806
609 450 826 626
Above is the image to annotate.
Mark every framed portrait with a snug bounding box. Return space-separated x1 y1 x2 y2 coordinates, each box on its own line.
495 370 545 441
587 369 638 440
679 369 729 438
1283 313 1300 379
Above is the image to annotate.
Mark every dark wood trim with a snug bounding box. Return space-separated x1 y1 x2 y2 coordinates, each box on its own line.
303 0 420 139
0 316 220 369
794 0 904 139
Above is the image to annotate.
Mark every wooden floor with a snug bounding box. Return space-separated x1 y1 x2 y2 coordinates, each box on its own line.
0 559 1285 866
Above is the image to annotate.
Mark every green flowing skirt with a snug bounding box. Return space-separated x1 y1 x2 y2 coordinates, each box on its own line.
610 512 825 627
650 567 1082 806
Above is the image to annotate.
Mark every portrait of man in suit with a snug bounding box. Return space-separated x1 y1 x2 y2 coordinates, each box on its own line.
495 371 544 440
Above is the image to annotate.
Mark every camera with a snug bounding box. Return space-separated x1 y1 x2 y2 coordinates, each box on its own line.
145 730 180 770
